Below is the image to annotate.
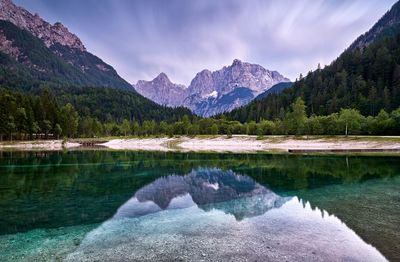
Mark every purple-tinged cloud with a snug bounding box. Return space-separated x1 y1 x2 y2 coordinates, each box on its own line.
14 0 397 85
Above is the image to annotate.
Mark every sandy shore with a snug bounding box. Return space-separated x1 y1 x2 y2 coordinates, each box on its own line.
103 138 174 152
1 136 400 153
0 140 81 151
101 136 400 153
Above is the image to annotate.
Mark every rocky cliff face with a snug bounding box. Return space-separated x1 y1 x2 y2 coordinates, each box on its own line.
0 0 85 51
135 73 187 107
134 59 290 117
188 59 289 96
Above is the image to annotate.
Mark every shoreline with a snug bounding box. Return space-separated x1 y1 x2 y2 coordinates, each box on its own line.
1 135 400 154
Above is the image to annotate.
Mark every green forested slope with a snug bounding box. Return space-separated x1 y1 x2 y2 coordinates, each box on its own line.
0 20 132 90
226 35 400 122
226 1 400 123
0 87 193 139
0 19 195 139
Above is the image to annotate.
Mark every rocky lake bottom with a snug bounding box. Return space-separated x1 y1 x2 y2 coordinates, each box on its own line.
0 151 399 261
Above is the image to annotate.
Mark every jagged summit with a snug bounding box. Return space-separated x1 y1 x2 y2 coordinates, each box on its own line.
137 72 185 88
135 73 187 107
183 59 290 116
232 58 243 66
153 72 171 83
188 58 289 96
134 60 290 117
0 0 86 51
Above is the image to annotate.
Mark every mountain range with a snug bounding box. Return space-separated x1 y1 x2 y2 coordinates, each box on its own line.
0 0 291 117
135 59 290 117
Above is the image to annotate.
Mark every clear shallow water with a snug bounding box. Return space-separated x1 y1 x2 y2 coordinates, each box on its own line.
0 151 399 261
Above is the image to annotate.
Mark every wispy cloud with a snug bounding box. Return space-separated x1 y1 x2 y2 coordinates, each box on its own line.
15 0 397 85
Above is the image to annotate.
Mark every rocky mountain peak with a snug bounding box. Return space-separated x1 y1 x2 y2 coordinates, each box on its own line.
154 72 170 83
192 59 290 95
232 58 243 66
0 0 86 51
135 73 187 107
134 60 290 117
181 60 290 116
197 69 212 76
188 69 214 96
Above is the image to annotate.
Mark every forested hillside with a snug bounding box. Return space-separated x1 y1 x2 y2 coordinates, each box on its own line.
0 20 132 90
226 34 400 122
0 87 193 140
349 1 400 51
0 17 195 140
4 32 400 139
226 1 400 124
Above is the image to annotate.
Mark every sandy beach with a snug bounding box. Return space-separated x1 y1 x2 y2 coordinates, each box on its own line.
103 136 400 153
0 140 81 151
1 136 400 153
103 138 174 152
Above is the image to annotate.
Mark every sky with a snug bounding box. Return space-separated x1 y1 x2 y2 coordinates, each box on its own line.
14 0 398 85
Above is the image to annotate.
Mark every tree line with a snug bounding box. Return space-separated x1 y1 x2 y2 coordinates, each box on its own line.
0 85 194 141
2 85 399 140
0 89 78 141
110 98 400 137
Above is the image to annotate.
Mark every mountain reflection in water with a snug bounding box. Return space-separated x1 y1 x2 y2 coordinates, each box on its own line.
67 168 387 262
114 168 289 220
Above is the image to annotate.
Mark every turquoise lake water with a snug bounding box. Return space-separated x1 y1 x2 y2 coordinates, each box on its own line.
0 151 399 261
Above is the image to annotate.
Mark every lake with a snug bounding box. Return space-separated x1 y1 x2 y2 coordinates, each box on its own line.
0 151 399 261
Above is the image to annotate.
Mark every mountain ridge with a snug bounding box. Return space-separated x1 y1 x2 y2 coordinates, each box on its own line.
349 1 400 51
0 0 85 51
134 59 290 116
135 73 187 107
255 82 293 101
0 0 132 90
